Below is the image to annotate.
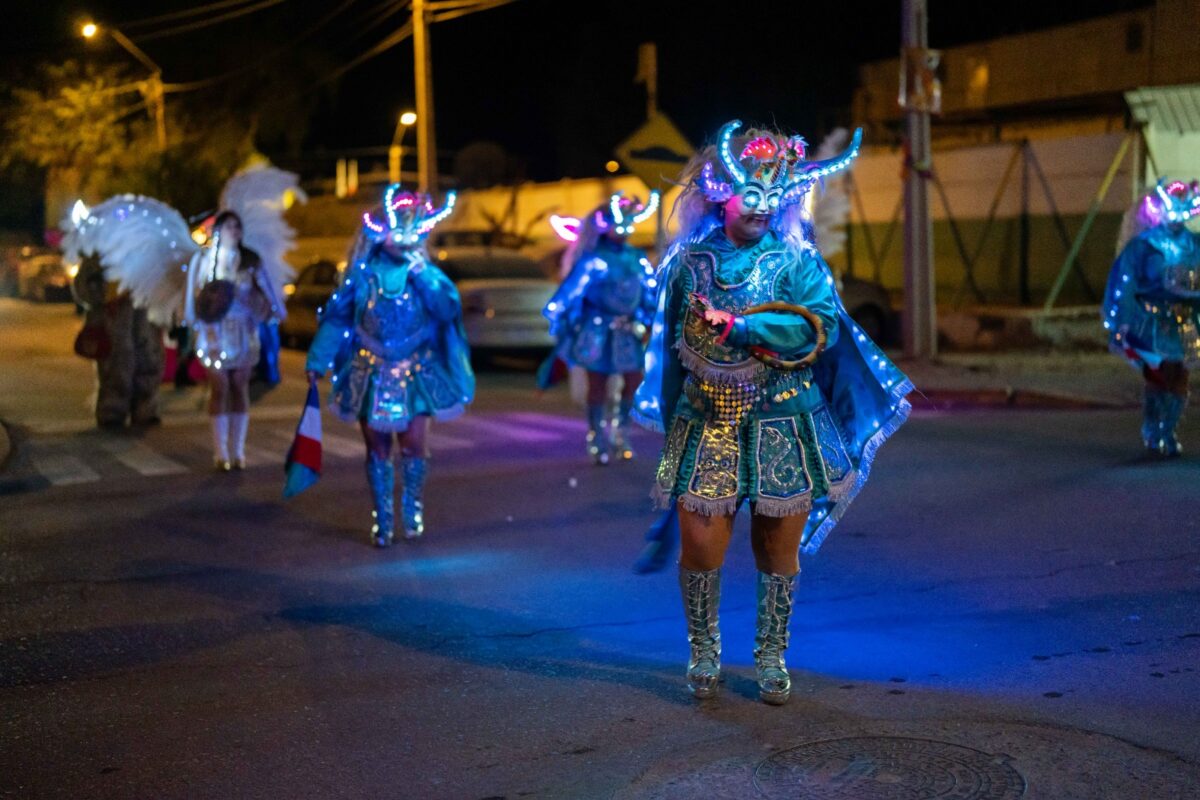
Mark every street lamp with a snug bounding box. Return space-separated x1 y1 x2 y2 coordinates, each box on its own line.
389 111 417 184
79 20 167 150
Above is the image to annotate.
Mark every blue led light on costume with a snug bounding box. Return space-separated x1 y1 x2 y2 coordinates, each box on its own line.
718 120 747 184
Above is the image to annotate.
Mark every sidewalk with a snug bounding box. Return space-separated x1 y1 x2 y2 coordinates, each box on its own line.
898 351 1143 410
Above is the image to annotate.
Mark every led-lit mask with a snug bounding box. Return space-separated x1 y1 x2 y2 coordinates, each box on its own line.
362 183 457 246
549 190 661 242
1144 179 1200 225
697 120 863 212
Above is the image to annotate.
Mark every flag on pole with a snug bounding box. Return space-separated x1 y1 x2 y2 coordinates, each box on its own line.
283 384 322 498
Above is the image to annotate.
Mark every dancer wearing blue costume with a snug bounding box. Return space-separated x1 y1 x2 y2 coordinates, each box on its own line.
1103 179 1200 457
636 120 912 704
306 184 474 546
543 193 660 464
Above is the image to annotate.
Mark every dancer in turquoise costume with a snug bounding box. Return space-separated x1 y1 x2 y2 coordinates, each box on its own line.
635 120 912 705
542 192 660 464
306 184 474 547
1103 178 1200 457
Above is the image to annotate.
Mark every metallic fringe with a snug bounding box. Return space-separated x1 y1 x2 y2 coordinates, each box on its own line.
676 491 740 517
675 341 766 385
752 494 813 519
800 377 915 555
329 402 465 433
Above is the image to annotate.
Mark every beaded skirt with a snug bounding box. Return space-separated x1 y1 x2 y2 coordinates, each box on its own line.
330 345 466 432
652 370 856 518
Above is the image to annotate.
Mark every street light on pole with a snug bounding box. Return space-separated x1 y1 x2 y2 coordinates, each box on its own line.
80 20 167 151
389 111 417 184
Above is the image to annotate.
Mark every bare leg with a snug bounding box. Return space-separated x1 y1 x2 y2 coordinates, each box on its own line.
750 513 805 577
678 505 735 571
207 368 229 416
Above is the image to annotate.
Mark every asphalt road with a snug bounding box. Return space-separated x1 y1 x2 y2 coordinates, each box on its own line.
1 298 1199 799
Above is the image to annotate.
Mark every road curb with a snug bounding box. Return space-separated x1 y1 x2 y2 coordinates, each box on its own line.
914 387 1132 411
0 419 11 473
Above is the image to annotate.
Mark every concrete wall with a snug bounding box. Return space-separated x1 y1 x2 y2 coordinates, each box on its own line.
855 2 1200 126
825 133 1138 306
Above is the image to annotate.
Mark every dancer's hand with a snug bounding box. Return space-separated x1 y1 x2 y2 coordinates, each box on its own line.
305 370 321 386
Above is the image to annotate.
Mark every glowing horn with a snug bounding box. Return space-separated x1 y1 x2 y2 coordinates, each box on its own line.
549 214 582 242
717 120 746 184
632 191 660 224
417 191 457 234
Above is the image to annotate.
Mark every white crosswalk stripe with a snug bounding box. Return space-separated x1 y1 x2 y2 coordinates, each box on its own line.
21 410 592 489
97 439 188 476
30 453 100 486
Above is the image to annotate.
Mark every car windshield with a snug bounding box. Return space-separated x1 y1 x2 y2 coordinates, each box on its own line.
438 257 546 282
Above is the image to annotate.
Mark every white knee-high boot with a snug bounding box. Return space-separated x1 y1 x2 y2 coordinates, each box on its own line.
211 414 231 470
228 412 249 468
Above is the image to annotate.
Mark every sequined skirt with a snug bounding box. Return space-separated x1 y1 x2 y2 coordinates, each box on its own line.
1117 299 1200 368
652 374 856 518
330 346 466 431
194 315 260 370
557 315 645 374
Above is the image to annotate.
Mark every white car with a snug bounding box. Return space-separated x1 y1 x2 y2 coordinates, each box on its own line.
432 247 556 351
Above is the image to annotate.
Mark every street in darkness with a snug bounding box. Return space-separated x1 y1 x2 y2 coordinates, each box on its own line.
2 300 1198 798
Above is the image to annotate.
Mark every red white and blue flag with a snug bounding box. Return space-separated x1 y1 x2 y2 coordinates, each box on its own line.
283 384 322 498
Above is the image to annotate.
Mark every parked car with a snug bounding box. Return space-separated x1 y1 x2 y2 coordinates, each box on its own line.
433 246 556 351
838 274 895 344
18 254 73 303
279 259 342 346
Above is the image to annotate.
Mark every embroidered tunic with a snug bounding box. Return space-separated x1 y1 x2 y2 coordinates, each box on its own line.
306 248 475 432
1103 225 1200 369
636 230 912 552
543 238 658 374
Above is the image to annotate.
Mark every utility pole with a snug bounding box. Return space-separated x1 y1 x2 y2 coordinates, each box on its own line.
635 42 666 252
901 0 937 359
412 0 438 192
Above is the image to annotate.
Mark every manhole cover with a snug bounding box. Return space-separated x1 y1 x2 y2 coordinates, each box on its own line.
754 736 1026 799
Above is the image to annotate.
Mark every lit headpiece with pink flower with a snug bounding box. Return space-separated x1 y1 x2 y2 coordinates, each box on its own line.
697 119 863 212
362 183 457 245
549 190 660 242
1143 179 1200 225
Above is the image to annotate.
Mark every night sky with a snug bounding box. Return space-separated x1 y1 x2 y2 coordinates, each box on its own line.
4 0 1153 181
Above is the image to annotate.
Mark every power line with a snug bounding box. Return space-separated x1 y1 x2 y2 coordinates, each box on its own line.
119 0 266 31
163 0 362 92
132 0 292 43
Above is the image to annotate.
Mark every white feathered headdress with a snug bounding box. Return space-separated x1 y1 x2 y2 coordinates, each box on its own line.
60 163 306 325
219 164 307 311
809 128 852 259
61 195 196 325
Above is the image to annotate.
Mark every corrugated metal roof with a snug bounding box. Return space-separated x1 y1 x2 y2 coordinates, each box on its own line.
1126 84 1200 133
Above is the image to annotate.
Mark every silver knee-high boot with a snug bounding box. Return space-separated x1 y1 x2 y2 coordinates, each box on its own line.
1143 387 1185 457
679 566 721 698
754 570 798 705
611 398 635 461
365 453 395 547
586 404 610 465
400 455 427 540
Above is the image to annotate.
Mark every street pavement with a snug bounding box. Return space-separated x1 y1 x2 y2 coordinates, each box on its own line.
1 298 1199 799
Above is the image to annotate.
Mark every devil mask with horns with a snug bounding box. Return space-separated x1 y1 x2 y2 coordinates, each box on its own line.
697 120 863 213
362 183 457 247
549 190 661 243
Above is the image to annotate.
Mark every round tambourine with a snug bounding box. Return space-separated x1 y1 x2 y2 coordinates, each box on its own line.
740 301 827 371
195 279 235 324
